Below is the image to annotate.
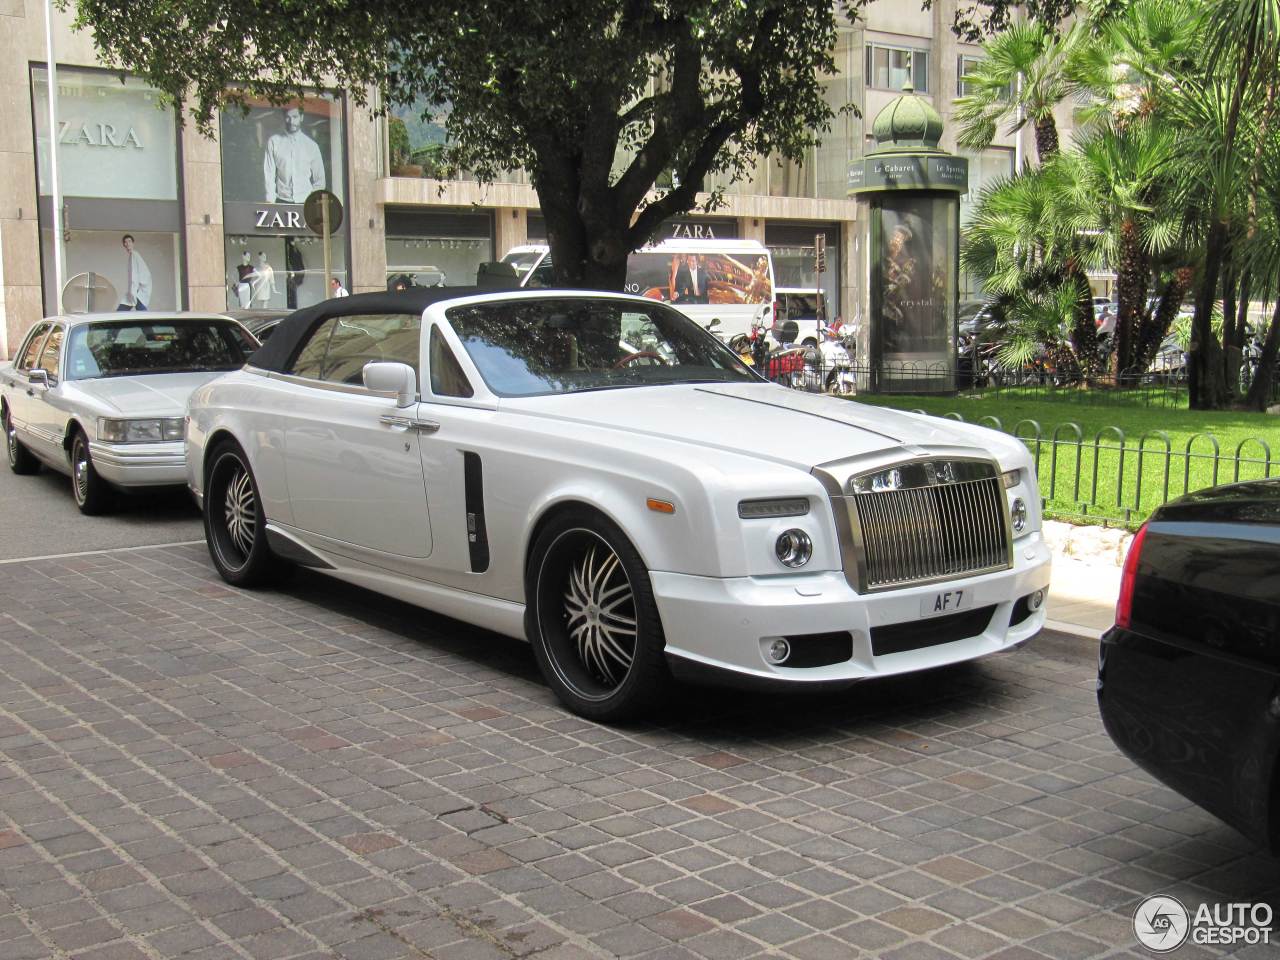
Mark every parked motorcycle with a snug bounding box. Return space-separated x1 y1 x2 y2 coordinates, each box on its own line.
813 324 856 394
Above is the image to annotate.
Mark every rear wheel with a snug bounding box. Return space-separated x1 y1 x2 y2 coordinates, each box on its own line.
71 431 112 515
4 409 39 476
204 442 280 586
526 510 669 722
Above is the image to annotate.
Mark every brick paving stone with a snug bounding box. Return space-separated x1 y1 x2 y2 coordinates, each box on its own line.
0 544 1278 960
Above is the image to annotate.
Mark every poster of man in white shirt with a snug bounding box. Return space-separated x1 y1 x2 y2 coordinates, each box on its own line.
117 234 152 311
264 106 325 204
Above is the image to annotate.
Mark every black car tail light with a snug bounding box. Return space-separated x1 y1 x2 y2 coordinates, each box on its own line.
1115 523 1148 629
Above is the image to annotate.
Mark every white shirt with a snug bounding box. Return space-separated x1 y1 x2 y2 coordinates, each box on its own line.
126 250 152 306
252 263 276 305
264 131 325 203
332 284 349 298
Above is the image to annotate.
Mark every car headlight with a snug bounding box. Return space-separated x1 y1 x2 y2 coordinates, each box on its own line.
1010 497 1028 534
1002 469 1020 489
98 417 185 443
775 529 813 567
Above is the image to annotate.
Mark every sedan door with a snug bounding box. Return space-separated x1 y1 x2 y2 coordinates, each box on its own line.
24 323 68 463
5 322 51 449
278 312 433 559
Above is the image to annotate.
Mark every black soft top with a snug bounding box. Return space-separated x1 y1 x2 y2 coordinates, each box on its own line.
248 287 482 373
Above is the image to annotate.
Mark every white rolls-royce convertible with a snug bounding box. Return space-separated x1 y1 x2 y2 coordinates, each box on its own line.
2 312 259 513
186 288 1051 721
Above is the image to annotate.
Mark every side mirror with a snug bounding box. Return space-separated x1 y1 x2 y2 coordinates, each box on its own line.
363 361 417 408
28 368 49 388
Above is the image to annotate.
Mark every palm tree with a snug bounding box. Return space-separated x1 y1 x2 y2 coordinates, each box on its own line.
1180 0 1280 407
961 166 1104 379
954 20 1079 163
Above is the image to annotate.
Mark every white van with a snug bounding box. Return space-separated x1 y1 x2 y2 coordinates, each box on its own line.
774 287 825 346
500 239 775 340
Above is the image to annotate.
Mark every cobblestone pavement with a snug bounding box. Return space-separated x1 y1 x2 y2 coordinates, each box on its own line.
0 542 1277 960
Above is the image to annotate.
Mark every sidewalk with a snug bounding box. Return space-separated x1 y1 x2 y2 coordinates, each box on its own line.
1042 520 1127 638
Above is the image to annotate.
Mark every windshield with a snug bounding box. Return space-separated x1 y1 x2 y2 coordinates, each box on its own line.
500 250 546 281
67 321 255 380
446 298 759 397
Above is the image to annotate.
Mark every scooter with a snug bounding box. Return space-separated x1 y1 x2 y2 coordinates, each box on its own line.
815 324 856 395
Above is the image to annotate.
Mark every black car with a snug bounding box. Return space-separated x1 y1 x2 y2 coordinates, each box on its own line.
221 309 292 343
1098 479 1280 851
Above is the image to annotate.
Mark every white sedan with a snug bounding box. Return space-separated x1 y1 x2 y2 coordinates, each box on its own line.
1 313 259 513
186 289 1051 721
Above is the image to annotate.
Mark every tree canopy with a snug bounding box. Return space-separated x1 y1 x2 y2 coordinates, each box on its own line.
69 0 874 290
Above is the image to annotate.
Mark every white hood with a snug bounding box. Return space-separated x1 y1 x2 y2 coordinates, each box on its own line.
504 382 1027 470
71 372 228 417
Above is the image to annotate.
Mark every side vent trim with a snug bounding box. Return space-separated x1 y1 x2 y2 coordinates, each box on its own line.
463 452 490 573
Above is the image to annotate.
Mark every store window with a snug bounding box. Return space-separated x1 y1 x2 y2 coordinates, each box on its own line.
866 45 929 93
765 224 841 323
958 55 1012 99
32 66 184 314
220 92 348 309
385 209 493 289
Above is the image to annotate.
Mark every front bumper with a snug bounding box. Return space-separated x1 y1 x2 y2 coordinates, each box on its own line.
653 531 1052 685
88 439 187 487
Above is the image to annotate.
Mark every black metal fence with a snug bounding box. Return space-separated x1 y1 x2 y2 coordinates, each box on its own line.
922 414 1276 525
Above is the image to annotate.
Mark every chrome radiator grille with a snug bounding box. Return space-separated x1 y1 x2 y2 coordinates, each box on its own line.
850 465 1011 590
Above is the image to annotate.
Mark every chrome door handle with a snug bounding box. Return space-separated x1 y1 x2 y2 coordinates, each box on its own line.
379 414 440 434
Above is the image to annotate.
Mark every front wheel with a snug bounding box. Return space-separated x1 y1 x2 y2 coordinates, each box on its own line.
71 431 112 515
204 443 280 587
4 409 39 476
526 511 670 722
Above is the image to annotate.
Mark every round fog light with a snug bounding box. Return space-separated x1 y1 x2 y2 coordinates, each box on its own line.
1011 497 1027 533
775 529 813 567
767 638 791 664
1028 588 1045 611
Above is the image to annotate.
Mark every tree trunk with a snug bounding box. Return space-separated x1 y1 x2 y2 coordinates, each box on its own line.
1113 219 1148 381
1244 290 1280 410
1134 266 1193 374
1033 115 1059 162
1065 266 1104 381
539 183 630 292
1189 220 1229 409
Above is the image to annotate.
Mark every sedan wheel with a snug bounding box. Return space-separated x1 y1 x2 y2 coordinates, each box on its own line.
71 432 111 515
528 512 669 722
204 443 280 587
4 410 39 476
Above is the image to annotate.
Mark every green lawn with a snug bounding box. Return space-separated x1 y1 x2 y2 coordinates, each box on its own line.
853 392 1280 525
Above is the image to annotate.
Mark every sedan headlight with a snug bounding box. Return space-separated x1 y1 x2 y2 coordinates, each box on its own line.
1002 469 1021 489
98 417 185 443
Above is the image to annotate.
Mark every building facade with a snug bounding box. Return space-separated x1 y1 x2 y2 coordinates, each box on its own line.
0 0 1074 357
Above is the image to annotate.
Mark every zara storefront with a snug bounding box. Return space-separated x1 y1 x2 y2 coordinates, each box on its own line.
31 65 185 315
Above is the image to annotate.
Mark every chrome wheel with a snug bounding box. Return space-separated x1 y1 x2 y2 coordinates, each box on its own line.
6 421 16 467
223 468 256 559
529 512 669 721
73 443 90 504
563 542 637 688
204 444 281 587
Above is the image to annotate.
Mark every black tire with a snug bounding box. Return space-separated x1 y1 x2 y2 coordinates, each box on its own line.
525 509 670 722
70 431 113 515
204 441 279 587
3 408 39 476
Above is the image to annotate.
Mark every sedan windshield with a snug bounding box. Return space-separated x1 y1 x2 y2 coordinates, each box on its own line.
67 321 256 380
446 298 759 397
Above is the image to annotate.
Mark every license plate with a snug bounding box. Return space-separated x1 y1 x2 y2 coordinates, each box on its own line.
920 588 971 618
